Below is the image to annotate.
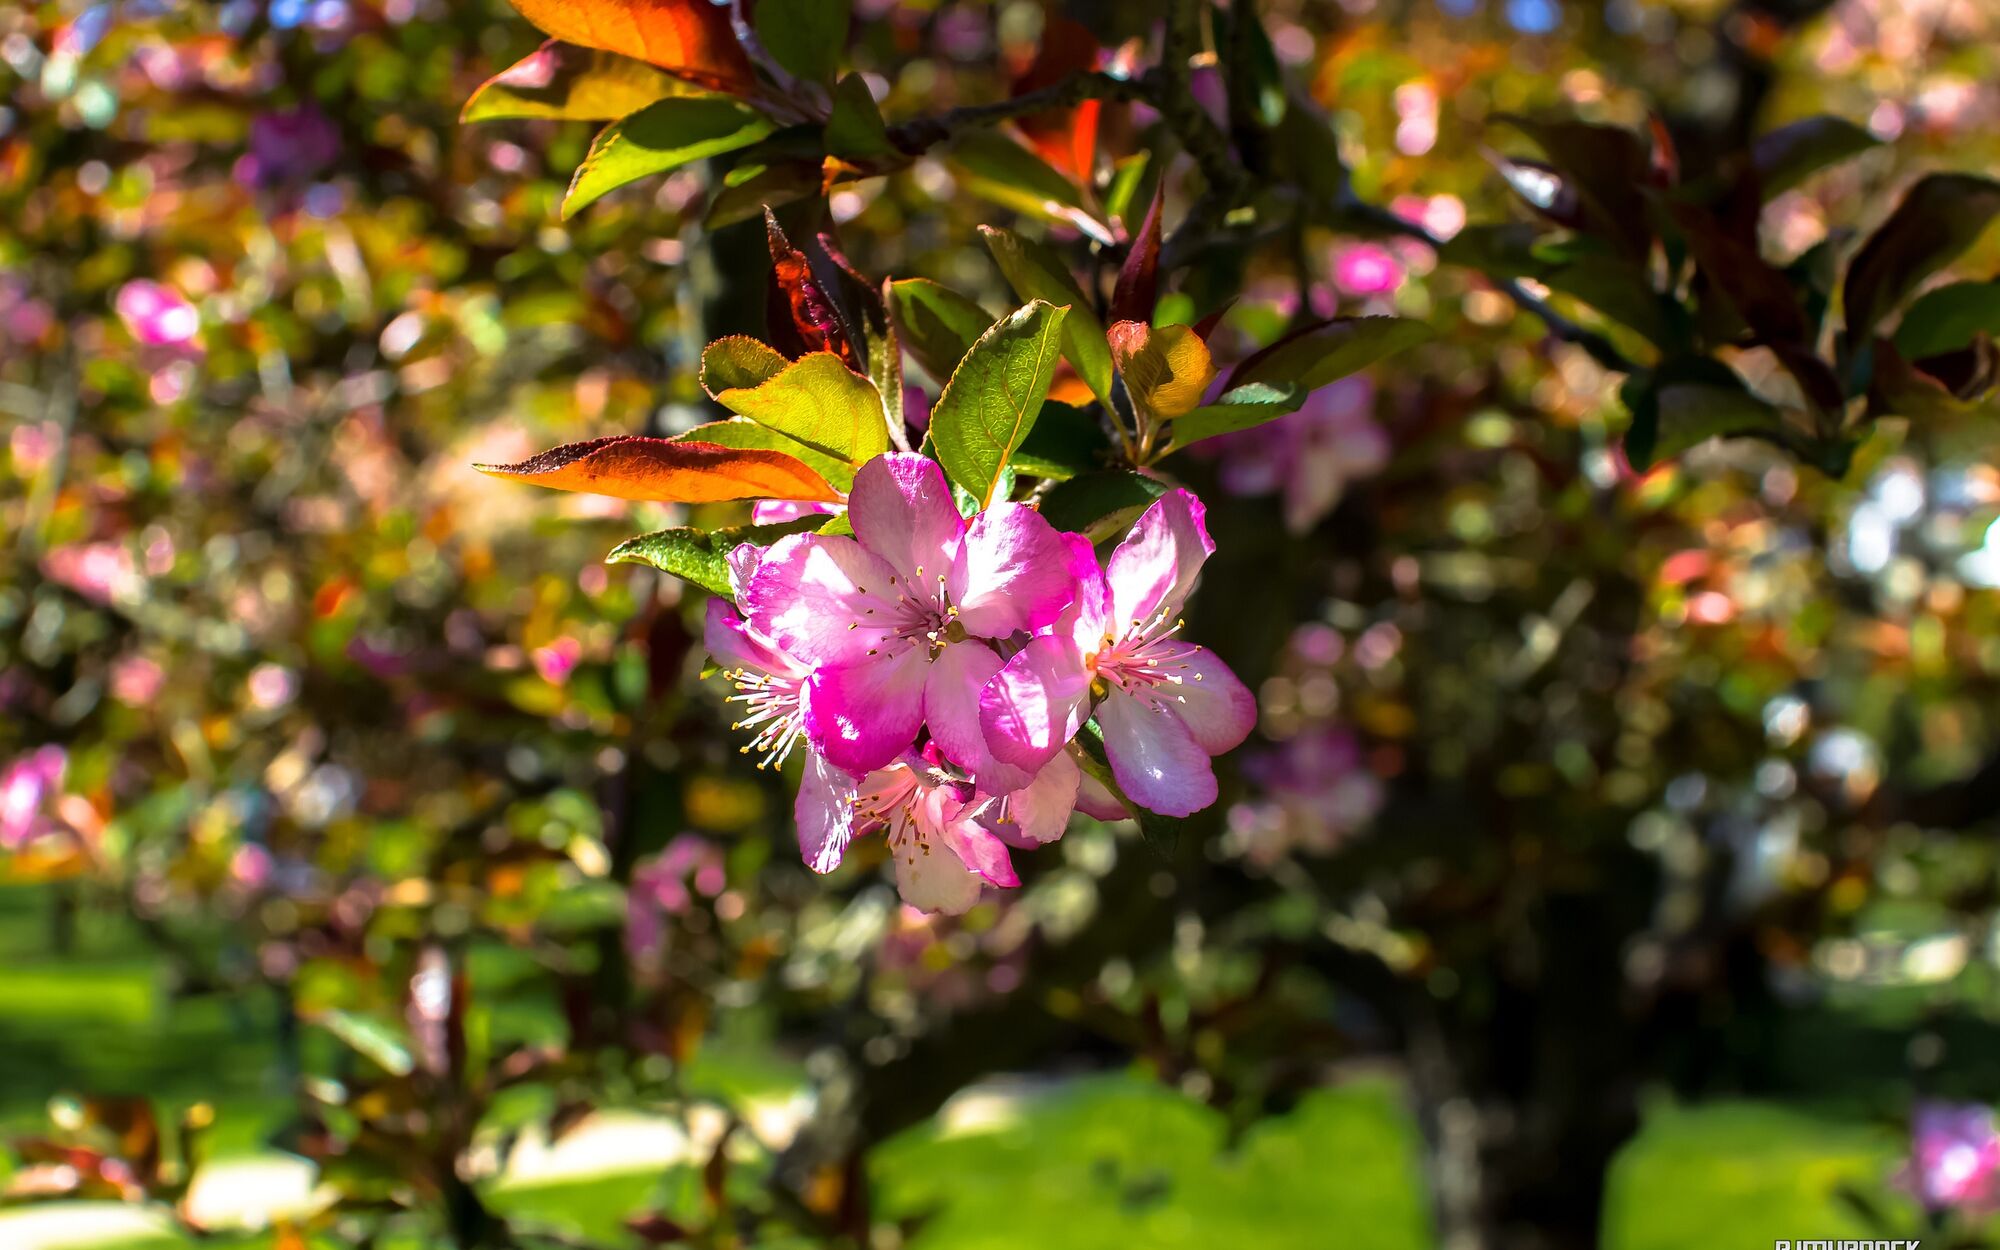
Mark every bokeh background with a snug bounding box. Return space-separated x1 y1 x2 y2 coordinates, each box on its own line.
4 0 2000 1247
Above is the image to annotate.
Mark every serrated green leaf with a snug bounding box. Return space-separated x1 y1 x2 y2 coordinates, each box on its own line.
1038 469 1169 540
462 40 705 123
1893 280 2000 361
1232 317 1431 393
753 0 851 87
672 418 856 491
980 226 1113 406
564 97 774 217
1167 383 1307 451
607 517 825 597
888 278 993 384
699 335 790 396
928 301 1068 509
714 351 889 465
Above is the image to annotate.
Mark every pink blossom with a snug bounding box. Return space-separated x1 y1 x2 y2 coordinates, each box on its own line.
236 104 341 188
109 655 166 705
42 541 140 605
979 490 1255 818
706 543 816 769
114 280 200 348
1902 1102 2000 1212
1 746 67 850
796 744 1021 915
750 499 839 526
1229 727 1383 863
1203 376 1388 532
531 637 583 685
1331 243 1404 296
740 454 1075 777
628 835 728 960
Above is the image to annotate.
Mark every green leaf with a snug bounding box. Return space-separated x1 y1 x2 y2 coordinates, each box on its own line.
705 158 822 229
1168 383 1307 451
1075 721 1184 855
1621 359 1786 469
1750 116 1880 198
825 73 896 162
1103 152 1151 230
1843 172 2000 341
888 279 993 384
1495 116 1654 260
1892 280 2000 361
317 1010 415 1077
753 0 851 87
949 130 1111 244
699 335 790 396
672 418 856 492
607 517 825 597
1013 402 1113 480
928 301 1069 509
1037 469 1169 540
714 351 889 465
980 225 1114 406
564 97 775 218
1232 317 1431 393
461 40 704 123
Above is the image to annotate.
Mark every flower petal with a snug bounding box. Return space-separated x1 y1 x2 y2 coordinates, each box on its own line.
794 751 858 874
703 598 802 678
1097 687 1217 817
889 812 986 914
949 502 1078 637
743 532 899 665
999 750 1080 845
938 815 1020 888
925 643 1033 793
1072 750 1130 821
847 452 965 584
1105 488 1214 630
979 634 1092 773
1162 644 1257 755
805 649 929 774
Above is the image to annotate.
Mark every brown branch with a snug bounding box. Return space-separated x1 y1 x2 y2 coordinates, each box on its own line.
888 71 1155 154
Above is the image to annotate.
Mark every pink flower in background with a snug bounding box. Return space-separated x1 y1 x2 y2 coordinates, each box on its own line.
796 744 1018 915
1331 243 1404 297
42 541 140 605
115 280 200 349
530 637 582 686
1228 726 1384 864
1203 376 1388 533
1 746 67 850
742 454 1075 777
247 662 300 709
109 655 167 705
628 835 729 960
237 103 341 188
980 490 1255 818
1901 1102 2000 1212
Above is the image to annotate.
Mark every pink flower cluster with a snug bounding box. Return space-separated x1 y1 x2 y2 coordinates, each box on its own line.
706 454 1255 914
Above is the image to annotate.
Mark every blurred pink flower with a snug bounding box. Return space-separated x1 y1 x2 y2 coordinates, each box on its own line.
230 843 274 890
1228 726 1383 864
42 541 140 605
115 280 201 348
1332 243 1404 296
247 663 299 709
531 636 583 685
109 655 166 705
1901 1102 2000 1213
236 104 340 188
628 835 728 961
1201 376 1388 532
1 746 67 850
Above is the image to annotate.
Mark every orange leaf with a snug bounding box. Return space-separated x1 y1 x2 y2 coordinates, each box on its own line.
475 436 840 503
1108 321 1216 420
503 0 756 96
1009 17 1101 185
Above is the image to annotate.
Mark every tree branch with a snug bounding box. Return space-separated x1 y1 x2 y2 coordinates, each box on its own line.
888 71 1154 154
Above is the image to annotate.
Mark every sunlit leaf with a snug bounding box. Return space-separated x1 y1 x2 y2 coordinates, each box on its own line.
699 335 790 396
504 0 756 96
1008 15 1101 185
928 301 1068 508
713 351 889 465
1167 383 1306 451
563 97 774 217
672 418 856 491
475 435 841 503
949 131 1111 244
1109 321 1215 421
980 225 1113 406
462 40 704 122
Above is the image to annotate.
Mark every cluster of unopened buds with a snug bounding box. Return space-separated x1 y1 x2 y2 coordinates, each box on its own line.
707 453 1255 914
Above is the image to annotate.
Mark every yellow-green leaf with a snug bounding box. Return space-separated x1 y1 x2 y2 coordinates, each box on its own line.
563 97 774 218
462 40 705 122
980 226 1113 406
887 279 993 384
714 351 889 465
928 301 1069 509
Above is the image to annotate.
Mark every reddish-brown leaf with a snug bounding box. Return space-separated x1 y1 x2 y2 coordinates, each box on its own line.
503 0 756 96
1008 16 1101 185
474 436 840 503
766 209 860 369
1110 184 1163 325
